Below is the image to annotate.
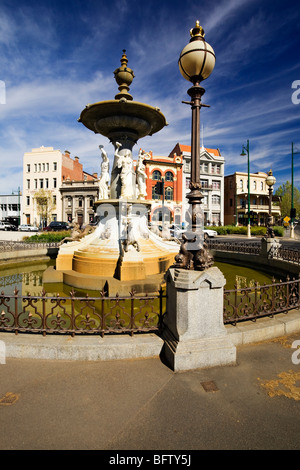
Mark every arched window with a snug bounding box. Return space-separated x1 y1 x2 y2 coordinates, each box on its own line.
152 170 161 180
165 186 173 201
165 171 174 181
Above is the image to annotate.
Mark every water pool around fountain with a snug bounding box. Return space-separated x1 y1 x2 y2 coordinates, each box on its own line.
0 258 281 297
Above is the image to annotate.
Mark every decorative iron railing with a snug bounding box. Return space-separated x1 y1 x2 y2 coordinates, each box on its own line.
223 275 300 324
269 246 300 265
0 288 166 336
208 239 261 254
0 277 299 335
208 239 300 265
0 241 58 252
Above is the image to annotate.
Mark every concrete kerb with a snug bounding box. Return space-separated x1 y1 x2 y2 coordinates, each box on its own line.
1 309 300 361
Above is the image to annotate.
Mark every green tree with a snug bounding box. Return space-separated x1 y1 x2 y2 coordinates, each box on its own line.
275 181 300 219
33 189 56 228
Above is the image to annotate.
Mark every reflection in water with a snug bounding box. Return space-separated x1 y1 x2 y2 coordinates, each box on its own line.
0 260 278 296
213 261 277 290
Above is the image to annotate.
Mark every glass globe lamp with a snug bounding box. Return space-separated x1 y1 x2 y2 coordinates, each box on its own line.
178 21 216 85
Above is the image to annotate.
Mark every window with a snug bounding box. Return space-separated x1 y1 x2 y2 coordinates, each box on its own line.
230 198 233 207
261 181 264 190
53 178 57 188
67 197 72 207
26 196 30 205
239 179 243 189
78 198 83 208
165 171 173 181
46 163 49 171
253 180 257 190
38 163 41 172
45 178 49 189
89 197 94 207
42 163 45 172
184 161 191 172
202 163 208 173
26 164 30 172
212 180 220 190
53 195 56 205
27 179 30 189
34 164 37 172
212 195 220 205
165 187 173 201
53 162 57 171
34 179 37 189
152 170 161 180
186 178 190 189
39 179 43 189
201 179 209 188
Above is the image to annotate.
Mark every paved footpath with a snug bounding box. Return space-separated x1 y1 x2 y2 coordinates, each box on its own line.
0 332 299 452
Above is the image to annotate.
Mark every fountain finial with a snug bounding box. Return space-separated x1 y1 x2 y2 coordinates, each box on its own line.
113 50 135 101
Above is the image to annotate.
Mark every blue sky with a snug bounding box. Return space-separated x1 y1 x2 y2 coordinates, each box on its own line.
0 0 299 194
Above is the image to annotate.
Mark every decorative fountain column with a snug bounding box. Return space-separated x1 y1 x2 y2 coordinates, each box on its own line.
48 51 179 295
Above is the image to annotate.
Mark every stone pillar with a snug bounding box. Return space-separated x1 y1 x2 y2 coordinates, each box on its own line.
161 266 236 372
260 237 281 258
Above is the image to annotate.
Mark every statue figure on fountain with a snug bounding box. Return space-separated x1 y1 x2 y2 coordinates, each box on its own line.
115 142 135 199
136 149 148 200
98 145 110 200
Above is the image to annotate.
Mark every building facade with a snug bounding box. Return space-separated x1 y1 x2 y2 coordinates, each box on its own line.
142 150 183 225
22 146 98 227
224 171 281 226
168 143 225 226
60 177 99 226
0 193 21 226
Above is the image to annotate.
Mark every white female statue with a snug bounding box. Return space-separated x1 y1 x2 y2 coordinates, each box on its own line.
98 145 110 200
115 142 135 199
136 149 148 199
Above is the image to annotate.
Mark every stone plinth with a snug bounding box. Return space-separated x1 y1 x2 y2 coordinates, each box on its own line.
161 266 236 372
260 237 281 257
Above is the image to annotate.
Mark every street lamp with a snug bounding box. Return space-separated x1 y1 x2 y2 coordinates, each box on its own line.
240 140 251 237
265 169 276 238
175 21 215 270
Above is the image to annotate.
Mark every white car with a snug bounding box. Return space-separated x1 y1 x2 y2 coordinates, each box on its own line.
170 225 217 240
0 222 16 231
203 229 218 240
18 224 39 232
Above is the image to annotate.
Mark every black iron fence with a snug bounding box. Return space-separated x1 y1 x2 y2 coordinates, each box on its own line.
0 241 58 252
208 239 261 255
208 239 300 265
0 276 299 335
223 275 300 324
0 239 299 336
0 288 165 336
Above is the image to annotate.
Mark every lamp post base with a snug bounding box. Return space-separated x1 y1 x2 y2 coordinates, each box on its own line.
247 223 251 238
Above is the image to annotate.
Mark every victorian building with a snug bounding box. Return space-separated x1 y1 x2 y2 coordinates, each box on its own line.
22 146 98 227
141 150 183 225
224 171 281 226
168 143 225 226
60 176 99 226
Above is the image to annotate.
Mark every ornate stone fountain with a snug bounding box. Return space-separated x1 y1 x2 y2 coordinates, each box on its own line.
47 51 179 294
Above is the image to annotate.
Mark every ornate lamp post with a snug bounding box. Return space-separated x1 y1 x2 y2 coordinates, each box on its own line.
265 169 276 238
240 140 251 237
175 21 215 270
